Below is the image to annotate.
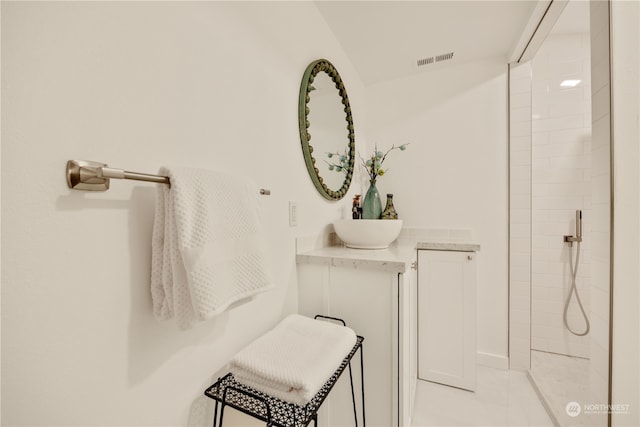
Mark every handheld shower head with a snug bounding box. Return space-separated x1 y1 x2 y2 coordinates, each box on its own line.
576 210 582 241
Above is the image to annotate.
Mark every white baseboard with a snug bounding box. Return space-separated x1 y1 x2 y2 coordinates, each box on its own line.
477 351 509 370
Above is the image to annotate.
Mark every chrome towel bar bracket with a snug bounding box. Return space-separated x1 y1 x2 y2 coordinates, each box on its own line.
66 160 271 195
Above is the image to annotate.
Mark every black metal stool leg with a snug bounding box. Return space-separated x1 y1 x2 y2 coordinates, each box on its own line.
360 344 366 427
219 387 233 427
219 402 227 427
213 400 220 427
348 362 358 427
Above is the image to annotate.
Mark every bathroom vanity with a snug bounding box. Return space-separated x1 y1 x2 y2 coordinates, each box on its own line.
296 232 479 427
297 241 417 427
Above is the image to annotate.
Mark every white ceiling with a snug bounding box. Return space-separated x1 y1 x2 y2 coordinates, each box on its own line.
315 0 539 86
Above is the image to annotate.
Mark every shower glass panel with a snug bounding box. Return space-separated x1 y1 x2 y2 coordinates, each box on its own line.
530 4 595 424
515 1 611 427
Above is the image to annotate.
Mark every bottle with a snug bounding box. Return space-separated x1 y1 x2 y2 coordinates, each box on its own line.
352 195 362 219
381 194 398 220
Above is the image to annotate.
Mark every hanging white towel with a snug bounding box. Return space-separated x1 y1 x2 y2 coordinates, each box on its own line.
229 314 357 406
151 167 274 329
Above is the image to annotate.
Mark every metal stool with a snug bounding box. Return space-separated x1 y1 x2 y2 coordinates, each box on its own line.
204 316 365 427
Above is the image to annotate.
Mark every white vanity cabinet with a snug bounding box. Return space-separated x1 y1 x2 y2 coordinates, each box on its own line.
417 248 477 391
297 248 417 427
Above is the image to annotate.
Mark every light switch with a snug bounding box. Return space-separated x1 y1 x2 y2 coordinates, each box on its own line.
289 201 298 227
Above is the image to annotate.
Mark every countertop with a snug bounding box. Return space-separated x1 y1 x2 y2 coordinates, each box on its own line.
296 238 480 274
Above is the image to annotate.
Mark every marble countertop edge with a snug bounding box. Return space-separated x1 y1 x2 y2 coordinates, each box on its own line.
296 235 480 274
415 241 481 252
296 252 407 273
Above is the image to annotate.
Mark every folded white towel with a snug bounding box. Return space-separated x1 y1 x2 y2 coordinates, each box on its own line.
151 167 274 329
229 314 357 406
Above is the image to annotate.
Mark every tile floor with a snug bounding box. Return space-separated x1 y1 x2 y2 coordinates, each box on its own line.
411 366 554 427
530 350 600 427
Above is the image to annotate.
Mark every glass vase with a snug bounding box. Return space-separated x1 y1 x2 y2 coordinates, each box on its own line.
362 180 382 219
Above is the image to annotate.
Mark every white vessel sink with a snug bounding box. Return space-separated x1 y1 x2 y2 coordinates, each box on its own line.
333 219 403 249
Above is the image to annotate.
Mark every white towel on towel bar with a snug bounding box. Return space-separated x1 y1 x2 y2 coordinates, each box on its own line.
151 167 273 329
229 314 357 406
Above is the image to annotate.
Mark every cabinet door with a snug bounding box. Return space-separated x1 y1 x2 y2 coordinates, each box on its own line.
418 250 476 391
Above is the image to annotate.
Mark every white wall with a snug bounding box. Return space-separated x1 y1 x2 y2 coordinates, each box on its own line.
366 59 509 366
610 0 640 425
0 2 365 426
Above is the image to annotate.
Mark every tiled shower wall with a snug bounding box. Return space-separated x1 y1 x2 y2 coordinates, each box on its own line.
530 33 592 359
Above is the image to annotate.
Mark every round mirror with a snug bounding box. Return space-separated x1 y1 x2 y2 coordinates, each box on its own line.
298 59 355 200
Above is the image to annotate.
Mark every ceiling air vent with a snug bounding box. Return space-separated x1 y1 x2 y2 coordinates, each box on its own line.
416 57 434 67
436 52 454 62
416 51 454 68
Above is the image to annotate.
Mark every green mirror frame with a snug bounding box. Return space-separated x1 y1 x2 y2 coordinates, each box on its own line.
298 59 355 200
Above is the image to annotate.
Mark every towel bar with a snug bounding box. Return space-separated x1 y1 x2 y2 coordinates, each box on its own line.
66 159 271 195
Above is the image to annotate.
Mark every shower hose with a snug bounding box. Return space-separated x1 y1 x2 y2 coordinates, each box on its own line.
563 241 590 336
